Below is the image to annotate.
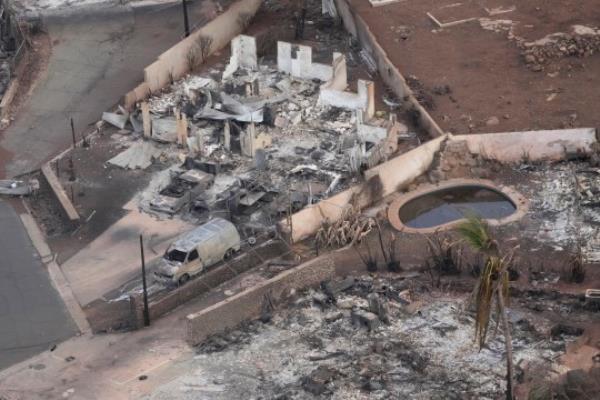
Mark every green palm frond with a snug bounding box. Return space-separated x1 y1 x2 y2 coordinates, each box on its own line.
456 215 492 252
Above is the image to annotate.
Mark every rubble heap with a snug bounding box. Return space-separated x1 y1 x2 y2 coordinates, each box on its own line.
521 25 600 71
107 35 409 231
147 275 574 400
429 139 484 182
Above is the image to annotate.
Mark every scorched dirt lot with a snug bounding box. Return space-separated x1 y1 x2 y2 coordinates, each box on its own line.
349 0 600 135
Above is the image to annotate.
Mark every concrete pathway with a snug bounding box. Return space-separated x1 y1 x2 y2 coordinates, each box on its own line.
0 0 219 178
0 200 77 370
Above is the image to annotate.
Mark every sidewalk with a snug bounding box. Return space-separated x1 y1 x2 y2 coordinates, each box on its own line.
0 307 192 400
0 252 278 399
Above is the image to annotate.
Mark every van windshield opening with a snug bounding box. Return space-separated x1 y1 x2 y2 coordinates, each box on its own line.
165 249 187 263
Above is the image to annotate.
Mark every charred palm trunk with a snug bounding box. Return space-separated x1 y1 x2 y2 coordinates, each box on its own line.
497 291 515 400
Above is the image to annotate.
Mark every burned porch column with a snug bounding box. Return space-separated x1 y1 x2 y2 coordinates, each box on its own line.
141 101 151 138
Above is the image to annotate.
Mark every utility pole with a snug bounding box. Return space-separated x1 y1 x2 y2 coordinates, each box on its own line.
70 118 76 148
182 0 190 38
140 235 150 327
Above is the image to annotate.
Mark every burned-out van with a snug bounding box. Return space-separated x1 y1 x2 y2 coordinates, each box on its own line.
154 218 241 285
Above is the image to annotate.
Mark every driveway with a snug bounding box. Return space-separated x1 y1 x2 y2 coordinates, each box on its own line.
0 200 77 370
0 0 220 178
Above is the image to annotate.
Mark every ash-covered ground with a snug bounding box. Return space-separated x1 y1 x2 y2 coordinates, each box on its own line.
145 275 577 400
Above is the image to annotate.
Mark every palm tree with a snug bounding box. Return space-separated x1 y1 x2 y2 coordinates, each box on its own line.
457 215 515 400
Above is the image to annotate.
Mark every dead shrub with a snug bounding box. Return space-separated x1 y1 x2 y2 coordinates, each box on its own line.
355 242 378 273
561 244 586 284
423 232 462 287
237 12 252 30
374 220 401 272
198 35 213 60
186 45 202 72
425 232 462 274
315 204 373 250
386 233 401 273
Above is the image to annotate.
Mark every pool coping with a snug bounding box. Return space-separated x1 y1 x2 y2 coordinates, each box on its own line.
387 178 529 234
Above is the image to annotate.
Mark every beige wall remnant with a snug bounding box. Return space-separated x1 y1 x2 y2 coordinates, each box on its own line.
319 79 375 119
223 35 258 79
321 53 347 92
123 0 262 109
365 135 446 196
141 102 151 138
186 254 336 345
280 135 447 242
241 122 272 157
451 128 598 162
277 41 335 81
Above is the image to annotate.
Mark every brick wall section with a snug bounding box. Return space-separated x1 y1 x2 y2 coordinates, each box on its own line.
186 254 336 345
333 0 444 138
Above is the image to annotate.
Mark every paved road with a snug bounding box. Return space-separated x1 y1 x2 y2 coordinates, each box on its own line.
0 0 217 178
0 200 77 370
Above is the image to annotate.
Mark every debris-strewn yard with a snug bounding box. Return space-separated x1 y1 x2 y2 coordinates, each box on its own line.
145 275 592 400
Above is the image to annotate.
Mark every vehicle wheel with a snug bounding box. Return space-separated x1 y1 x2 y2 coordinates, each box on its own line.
178 274 190 286
224 248 235 260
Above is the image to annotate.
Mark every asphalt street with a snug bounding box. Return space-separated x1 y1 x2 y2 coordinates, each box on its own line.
0 200 77 370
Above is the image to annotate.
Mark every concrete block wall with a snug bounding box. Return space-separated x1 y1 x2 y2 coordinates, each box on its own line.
186 254 336 345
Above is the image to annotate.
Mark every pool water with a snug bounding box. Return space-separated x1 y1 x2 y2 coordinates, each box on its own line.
399 185 517 229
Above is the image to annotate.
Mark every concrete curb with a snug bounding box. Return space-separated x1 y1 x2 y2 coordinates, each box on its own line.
41 164 80 221
19 213 91 334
